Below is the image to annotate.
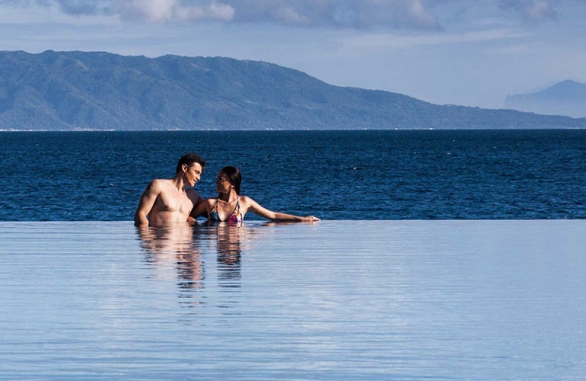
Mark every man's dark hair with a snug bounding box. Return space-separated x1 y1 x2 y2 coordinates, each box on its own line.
176 153 206 173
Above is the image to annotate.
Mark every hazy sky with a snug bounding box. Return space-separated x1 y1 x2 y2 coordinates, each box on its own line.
1 0 585 109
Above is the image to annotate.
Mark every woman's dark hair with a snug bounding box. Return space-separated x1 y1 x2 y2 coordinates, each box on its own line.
222 166 242 195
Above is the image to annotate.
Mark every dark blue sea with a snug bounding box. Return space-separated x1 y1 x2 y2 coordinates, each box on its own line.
1 130 585 221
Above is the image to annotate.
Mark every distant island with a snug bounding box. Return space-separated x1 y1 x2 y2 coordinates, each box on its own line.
1 50 585 131
505 80 586 119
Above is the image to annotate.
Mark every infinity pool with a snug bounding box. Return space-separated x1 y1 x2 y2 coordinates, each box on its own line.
1 221 585 380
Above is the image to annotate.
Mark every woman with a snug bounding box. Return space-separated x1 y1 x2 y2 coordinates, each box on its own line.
191 166 319 224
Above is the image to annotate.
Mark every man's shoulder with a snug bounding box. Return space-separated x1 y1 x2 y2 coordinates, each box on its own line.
147 179 183 197
146 178 167 191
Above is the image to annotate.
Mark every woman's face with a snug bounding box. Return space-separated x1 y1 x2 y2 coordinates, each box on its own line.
216 171 232 193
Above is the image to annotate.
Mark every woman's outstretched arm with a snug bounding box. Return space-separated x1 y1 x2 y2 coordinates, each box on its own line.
243 196 320 222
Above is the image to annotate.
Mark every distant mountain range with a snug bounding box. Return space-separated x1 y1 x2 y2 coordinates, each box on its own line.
1 50 585 131
505 80 586 119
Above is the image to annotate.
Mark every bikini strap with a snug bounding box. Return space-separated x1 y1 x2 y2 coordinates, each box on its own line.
211 198 219 212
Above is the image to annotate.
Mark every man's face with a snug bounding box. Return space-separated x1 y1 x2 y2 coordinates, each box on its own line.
184 163 203 187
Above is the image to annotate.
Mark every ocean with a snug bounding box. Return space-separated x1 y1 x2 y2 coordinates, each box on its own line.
3 131 586 379
1 129 585 221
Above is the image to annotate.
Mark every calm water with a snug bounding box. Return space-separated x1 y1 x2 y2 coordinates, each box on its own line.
1 220 585 379
1 130 586 220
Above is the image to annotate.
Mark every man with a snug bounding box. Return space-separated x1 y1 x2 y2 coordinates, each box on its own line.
134 153 205 227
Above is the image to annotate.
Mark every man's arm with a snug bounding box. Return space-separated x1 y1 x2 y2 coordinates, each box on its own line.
134 180 161 227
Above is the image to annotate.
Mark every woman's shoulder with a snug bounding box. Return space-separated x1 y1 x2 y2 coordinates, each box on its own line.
237 195 260 209
238 195 254 204
202 197 218 205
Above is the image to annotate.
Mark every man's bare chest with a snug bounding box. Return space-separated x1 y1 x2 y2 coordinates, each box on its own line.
156 190 193 213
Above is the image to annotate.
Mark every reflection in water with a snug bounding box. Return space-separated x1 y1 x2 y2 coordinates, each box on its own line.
136 223 204 308
195 222 245 290
216 223 243 289
138 221 274 314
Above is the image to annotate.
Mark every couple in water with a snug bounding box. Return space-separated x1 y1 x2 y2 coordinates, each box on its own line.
134 153 319 227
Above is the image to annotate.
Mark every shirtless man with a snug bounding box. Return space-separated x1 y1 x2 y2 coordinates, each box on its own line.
134 153 206 227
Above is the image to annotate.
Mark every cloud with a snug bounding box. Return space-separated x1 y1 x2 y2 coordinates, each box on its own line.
124 0 235 22
0 0 113 15
0 0 443 30
341 27 530 51
4 0 581 29
498 0 558 23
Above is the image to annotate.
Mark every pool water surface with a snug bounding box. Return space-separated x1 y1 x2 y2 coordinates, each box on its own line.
1 220 585 380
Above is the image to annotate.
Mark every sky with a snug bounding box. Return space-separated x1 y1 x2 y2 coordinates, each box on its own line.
0 0 585 109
